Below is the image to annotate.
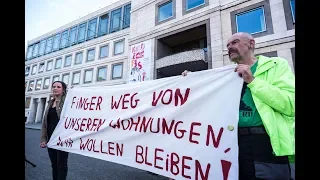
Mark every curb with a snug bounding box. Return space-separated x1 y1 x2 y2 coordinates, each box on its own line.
25 127 41 130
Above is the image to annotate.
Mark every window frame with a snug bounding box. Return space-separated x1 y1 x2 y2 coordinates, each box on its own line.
122 3 131 29
86 48 96 62
38 40 46 56
55 57 62 69
155 0 176 25
230 0 274 38
52 33 61 52
113 39 125 56
290 0 295 22
75 51 84 65
283 0 295 30
72 71 81 85
43 77 51 89
25 66 30 76
111 62 123 80
32 42 40 58
27 45 34 60
98 13 110 36
38 62 45 73
28 80 35 91
77 22 87 43
46 60 53 71
99 44 109 59
96 66 108 82
64 54 72 67
110 7 122 33
87 18 98 40
235 7 267 35
60 30 69 49
31 65 37 75
35 78 42 91
62 73 70 86
45 36 54 54
83 68 94 84
68 26 78 46
182 0 207 15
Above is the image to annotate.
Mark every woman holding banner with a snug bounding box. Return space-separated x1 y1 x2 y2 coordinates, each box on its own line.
39 81 69 180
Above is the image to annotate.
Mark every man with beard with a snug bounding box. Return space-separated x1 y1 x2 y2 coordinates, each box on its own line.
181 32 295 180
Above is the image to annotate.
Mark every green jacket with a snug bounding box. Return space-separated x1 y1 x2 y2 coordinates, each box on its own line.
247 55 295 161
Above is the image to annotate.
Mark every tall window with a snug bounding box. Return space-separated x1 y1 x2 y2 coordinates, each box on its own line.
45 37 53 54
236 7 266 34
87 49 95 62
47 60 53 71
112 63 123 79
25 67 30 76
39 40 46 56
36 79 42 90
87 18 97 40
75 52 83 65
123 4 131 28
32 65 37 75
55 58 62 69
114 40 124 55
68 26 77 46
110 8 122 32
84 69 93 83
60 30 69 48
38 63 45 73
62 73 70 85
158 1 173 22
290 0 295 22
27 45 34 60
99 14 109 36
77 22 87 43
72 72 81 85
32 43 39 58
43 77 50 89
64 55 72 67
28 81 34 91
97 66 107 81
99 45 109 59
52 33 61 51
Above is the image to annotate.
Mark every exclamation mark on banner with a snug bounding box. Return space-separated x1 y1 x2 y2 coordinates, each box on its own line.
221 160 231 180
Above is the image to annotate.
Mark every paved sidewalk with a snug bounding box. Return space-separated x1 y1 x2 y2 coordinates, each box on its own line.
25 129 168 180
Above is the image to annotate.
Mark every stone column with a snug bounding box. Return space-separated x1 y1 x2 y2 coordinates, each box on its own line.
26 98 38 123
269 0 288 34
209 11 224 68
35 98 45 123
277 48 295 73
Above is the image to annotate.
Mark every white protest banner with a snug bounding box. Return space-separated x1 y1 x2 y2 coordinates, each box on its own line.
47 65 243 180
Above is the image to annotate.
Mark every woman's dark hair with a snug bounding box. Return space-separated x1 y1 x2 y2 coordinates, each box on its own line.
52 81 67 95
